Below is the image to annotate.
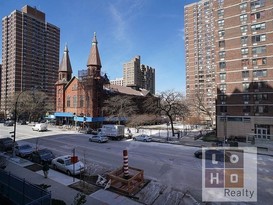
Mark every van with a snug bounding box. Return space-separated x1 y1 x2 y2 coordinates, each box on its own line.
32 123 47 132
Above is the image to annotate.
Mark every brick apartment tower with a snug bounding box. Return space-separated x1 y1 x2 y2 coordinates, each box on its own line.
185 0 273 141
56 33 103 117
184 0 216 125
1 5 60 116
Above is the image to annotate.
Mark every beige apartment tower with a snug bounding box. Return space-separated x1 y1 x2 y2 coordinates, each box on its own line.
123 55 155 94
185 0 273 141
1 5 60 116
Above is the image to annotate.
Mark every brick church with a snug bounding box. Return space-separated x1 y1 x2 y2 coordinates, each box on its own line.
55 33 154 125
55 33 106 123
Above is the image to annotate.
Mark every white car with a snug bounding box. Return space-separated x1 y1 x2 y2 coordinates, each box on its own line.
89 135 108 143
52 155 85 176
32 123 47 132
133 134 152 142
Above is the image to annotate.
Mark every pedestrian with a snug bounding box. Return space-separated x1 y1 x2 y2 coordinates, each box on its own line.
42 162 49 178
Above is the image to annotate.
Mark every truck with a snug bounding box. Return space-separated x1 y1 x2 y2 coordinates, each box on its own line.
98 125 126 140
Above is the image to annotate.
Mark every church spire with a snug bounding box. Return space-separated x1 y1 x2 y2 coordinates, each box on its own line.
87 32 101 68
58 44 72 81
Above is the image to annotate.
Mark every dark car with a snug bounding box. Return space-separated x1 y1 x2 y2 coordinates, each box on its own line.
4 120 14 126
15 144 34 158
194 149 231 162
0 138 15 152
30 149 55 164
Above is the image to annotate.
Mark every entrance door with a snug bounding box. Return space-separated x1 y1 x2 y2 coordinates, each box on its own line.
256 128 269 140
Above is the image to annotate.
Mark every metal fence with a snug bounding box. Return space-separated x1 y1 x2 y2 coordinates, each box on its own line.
0 169 51 205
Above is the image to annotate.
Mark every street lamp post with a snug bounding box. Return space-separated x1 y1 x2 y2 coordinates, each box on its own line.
12 88 39 157
12 91 26 157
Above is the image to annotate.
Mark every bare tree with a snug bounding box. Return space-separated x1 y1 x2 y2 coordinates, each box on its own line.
102 95 138 124
10 91 53 122
191 93 214 126
157 90 190 136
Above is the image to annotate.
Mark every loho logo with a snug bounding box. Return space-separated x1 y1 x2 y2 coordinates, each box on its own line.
202 147 257 202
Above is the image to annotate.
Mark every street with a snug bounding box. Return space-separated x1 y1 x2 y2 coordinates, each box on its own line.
1 124 273 204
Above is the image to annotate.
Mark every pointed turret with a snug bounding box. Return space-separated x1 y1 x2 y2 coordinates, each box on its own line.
58 44 72 82
87 32 102 69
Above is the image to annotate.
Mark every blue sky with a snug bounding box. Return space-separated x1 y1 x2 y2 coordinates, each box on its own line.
0 0 197 94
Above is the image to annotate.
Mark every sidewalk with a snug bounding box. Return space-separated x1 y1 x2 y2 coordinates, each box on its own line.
4 157 141 205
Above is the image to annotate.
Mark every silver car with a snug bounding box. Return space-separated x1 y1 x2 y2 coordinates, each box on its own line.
133 134 152 142
89 135 108 143
52 155 85 175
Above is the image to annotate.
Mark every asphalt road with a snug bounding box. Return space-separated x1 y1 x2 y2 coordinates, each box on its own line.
1 123 273 204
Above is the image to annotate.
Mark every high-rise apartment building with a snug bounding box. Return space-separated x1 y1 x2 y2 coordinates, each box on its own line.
184 0 216 125
110 77 124 86
123 55 155 94
185 0 273 141
1 5 60 116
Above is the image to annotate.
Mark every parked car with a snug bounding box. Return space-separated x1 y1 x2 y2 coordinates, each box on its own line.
194 149 231 162
0 154 7 169
0 138 15 152
32 123 47 132
19 120 27 125
15 144 34 158
79 128 98 135
30 149 55 165
89 134 108 143
133 134 152 142
52 155 85 176
4 120 14 126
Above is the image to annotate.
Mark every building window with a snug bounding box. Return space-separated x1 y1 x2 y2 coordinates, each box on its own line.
67 96 70 107
243 94 250 101
218 19 224 27
218 30 225 37
240 2 247 10
220 73 226 80
240 14 248 22
220 84 226 92
252 58 266 65
251 23 266 31
219 51 225 58
241 48 249 55
250 0 265 9
240 25 248 33
254 94 268 101
241 59 249 66
73 95 77 108
252 34 266 43
243 106 251 113
241 36 248 44
218 9 224 17
242 82 250 91
253 81 267 89
219 62 226 68
253 70 267 77
242 70 249 78
254 105 268 113
220 95 227 101
80 95 84 107
220 106 227 113
252 46 266 54
219 40 225 48
251 11 265 20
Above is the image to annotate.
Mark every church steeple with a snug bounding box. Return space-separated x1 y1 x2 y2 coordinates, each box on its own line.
58 44 72 82
87 32 101 69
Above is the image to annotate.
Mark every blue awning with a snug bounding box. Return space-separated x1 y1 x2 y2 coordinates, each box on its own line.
54 112 74 117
